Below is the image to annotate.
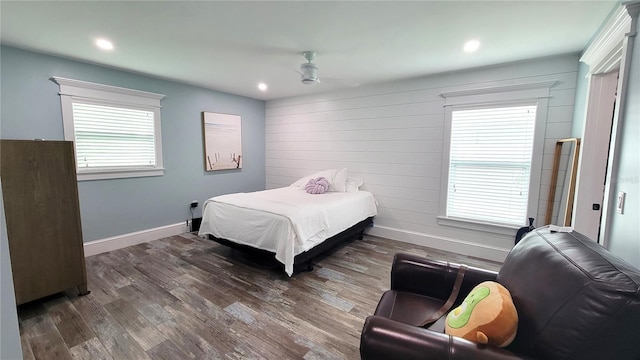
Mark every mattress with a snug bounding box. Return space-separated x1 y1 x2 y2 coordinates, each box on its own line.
198 186 378 276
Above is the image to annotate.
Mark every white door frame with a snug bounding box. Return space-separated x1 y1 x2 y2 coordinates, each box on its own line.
576 4 633 246
573 71 617 241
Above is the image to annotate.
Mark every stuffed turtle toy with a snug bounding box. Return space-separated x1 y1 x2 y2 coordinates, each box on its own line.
445 281 518 348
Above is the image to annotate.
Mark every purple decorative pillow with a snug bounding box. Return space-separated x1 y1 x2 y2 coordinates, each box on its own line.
305 177 329 194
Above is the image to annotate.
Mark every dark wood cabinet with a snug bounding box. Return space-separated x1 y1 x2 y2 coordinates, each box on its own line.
1 140 88 305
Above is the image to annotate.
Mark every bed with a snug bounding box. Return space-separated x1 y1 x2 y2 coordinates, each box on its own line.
198 171 377 276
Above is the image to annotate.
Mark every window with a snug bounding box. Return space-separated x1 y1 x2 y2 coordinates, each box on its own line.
53 77 165 181
438 81 555 233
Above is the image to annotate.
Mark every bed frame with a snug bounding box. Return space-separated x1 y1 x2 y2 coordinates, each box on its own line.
207 216 374 275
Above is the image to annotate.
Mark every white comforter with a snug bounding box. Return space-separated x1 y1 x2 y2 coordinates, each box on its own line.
198 187 377 276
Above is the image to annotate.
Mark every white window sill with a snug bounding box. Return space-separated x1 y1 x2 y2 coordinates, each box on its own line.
77 168 164 181
437 216 519 236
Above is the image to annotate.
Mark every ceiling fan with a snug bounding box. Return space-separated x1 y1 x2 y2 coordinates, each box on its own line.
297 50 359 88
300 51 319 85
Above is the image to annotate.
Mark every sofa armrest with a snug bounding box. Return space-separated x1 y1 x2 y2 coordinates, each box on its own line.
391 253 498 300
360 316 528 360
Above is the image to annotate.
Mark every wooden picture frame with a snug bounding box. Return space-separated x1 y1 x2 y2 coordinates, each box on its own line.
201 112 242 171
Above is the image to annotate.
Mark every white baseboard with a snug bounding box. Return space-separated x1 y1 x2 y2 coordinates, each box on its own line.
83 222 189 257
366 225 510 263
83 222 510 262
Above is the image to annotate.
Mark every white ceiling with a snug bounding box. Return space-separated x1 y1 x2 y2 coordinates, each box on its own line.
1 1 616 101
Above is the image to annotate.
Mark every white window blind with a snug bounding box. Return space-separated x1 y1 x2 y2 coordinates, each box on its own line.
72 102 156 169
447 105 537 226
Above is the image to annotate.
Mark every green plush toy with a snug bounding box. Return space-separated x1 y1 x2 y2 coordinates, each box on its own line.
445 281 518 347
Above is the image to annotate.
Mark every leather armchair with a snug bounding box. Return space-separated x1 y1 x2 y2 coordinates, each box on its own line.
360 227 640 359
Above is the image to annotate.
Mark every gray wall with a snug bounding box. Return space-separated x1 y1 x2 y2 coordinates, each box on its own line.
1 46 266 242
0 185 23 360
607 14 640 267
571 61 590 137
266 54 579 261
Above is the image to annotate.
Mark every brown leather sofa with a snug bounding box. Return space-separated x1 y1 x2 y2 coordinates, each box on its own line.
360 227 640 359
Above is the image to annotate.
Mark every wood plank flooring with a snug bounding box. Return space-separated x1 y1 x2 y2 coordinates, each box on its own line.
17 233 501 360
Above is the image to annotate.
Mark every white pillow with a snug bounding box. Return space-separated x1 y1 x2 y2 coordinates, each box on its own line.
345 177 364 192
330 168 348 192
291 169 339 188
291 168 348 192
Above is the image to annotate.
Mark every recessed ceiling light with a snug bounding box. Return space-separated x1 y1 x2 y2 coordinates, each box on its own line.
95 38 114 51
258 83 268 91
463 39 480 53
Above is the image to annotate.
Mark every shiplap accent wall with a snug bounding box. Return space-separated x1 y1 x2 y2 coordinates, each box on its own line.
265 55 579 262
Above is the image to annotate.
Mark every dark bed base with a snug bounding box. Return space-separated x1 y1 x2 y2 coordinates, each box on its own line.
207 216 374 275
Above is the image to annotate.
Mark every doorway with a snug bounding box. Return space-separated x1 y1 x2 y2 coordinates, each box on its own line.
573 70 618 242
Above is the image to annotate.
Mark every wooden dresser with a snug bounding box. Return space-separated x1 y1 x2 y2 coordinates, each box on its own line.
0 140 88 305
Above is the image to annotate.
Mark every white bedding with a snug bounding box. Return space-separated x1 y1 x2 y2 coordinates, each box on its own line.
198 187 377 276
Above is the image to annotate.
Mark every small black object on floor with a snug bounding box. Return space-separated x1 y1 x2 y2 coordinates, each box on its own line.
190 217 202 232
515 217 535 245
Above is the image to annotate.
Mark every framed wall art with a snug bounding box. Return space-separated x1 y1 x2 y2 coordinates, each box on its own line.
201 112 242 171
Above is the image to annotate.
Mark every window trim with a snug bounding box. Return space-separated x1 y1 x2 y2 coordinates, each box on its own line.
52 76 166 181
437 81 555 234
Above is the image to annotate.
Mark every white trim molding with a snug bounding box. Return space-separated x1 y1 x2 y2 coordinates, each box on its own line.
52 76 166 181
52 76 165 107
73 167 165 181
83 222 190 257
580 4 632 75
366 225 510 263
599 1 640 246
439 80 558 104
437 81 554 234
436 216 518 237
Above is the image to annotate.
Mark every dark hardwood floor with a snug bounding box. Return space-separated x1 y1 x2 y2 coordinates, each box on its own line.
17 233 502 360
